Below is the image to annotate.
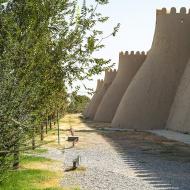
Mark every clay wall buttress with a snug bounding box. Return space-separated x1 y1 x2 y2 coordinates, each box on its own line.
94 51 146 122
83 79 104 118
86 70 117 119
112 8 190 129
166 59 190 133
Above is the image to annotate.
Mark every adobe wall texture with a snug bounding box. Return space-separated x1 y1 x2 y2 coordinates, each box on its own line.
94 51 146 122
86 70 117 120
83 79 104 118
166 60 190 133
112 7 190 130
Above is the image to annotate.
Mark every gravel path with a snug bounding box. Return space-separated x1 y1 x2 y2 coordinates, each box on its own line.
41 115 190 190
57 129 190 190
61 144 156 190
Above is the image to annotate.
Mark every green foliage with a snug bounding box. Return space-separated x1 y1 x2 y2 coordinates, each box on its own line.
68 93 90 113
0 0 119 181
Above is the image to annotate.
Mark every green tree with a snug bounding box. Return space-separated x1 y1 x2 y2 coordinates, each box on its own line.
68 92 90 113
0 0 119 181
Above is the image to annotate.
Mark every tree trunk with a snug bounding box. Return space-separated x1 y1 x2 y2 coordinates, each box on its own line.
57 111 60 144
32 126 35 150
40 125 44 141
49 116 52 130
45 119 48 134
13 143 19 170
13 124 20 170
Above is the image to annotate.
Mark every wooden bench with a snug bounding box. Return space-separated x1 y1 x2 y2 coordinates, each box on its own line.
67 136 79 147
67 136 79 142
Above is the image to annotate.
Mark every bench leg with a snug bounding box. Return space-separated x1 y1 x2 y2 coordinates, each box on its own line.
73 161 77 169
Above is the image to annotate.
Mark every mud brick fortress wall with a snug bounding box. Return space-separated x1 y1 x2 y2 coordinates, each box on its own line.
94 51 146 123
85 7 190 133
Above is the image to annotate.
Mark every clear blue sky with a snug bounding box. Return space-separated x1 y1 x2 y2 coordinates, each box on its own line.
77 0 190 96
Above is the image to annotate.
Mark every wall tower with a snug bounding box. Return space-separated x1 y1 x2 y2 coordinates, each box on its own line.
112 8 190 129
87 69 117 119
94 51 146 122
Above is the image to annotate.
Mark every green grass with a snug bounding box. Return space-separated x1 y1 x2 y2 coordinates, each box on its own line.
0 169 58 190
21 155 51 164
0 155 80 190
27 148 48 154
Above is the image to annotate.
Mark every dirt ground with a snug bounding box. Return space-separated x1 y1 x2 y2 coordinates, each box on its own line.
60 114 190 163
42 114 190 190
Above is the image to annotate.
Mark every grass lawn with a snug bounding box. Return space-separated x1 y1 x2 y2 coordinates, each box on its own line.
0 154 79 190
24 148 48 154
0 115 82 190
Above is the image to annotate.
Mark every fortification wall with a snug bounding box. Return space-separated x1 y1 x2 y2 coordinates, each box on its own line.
112 8 190 129
94 51 146 122
87 70 117 119
166 60 190 133
83 79 103 118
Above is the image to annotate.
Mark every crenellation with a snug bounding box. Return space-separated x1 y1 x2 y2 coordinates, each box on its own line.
105 69 117 79
156 9 162 15
162 8 167 13
125 51 129 55
119 51 124 56
157 7 190 15
170 7 176 14
105 70 109 77
180 7 186 14
157 8 167 15
120 50 147 58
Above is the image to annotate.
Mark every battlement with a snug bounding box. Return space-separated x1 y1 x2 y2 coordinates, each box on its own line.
98 79 104 85
119 51 147 57
156 7 190 16
97 79 103 83
104 69 117 84
96 79 104 90
105 69 117 74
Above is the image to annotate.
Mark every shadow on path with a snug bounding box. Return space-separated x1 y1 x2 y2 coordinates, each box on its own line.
83 119 190 190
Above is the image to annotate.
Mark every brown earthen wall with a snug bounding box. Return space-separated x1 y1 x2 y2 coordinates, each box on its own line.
86 70 117 119
94 51 146 122
166 60 190 133
83 79 103 118
112 8 190 129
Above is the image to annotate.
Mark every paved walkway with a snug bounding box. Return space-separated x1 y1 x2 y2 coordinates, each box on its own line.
149 129 190 145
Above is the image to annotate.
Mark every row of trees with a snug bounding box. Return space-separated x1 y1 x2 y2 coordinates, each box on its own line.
0 0 119 182
68 92 90 113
